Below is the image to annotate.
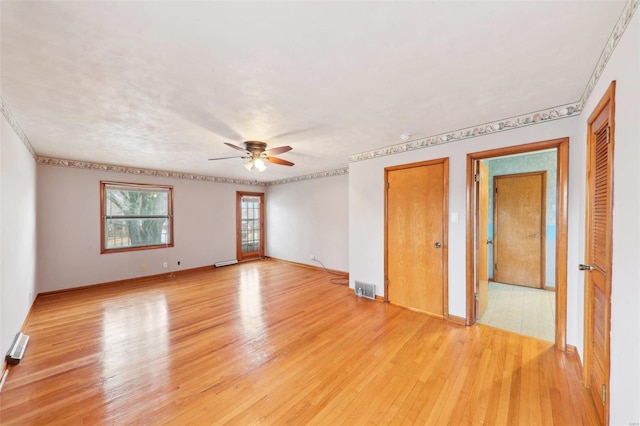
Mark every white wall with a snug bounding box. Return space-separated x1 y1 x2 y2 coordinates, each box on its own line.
1 114 37 355
576 11 639 424
36 165 260 292
266 174 348 272
349 117 580 325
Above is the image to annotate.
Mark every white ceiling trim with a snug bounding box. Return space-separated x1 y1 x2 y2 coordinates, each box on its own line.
0 96 37 161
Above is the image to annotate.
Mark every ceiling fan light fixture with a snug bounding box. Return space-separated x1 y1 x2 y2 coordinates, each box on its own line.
254 158 267 172
211 140 292 170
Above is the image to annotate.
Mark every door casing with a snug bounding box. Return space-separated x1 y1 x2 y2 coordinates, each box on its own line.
466 137 569 351
476 161 489 320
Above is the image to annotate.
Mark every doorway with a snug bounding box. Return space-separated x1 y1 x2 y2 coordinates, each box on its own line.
466 138 569 350
236 192 265 261
385 158 448 318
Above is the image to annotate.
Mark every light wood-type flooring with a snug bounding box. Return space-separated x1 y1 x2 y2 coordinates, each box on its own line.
0 260 599 424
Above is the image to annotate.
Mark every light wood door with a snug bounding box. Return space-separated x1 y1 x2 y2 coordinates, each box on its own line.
236 192 265 261
583 82 615 425
476 161 489 319
386 159 447 317
493 172 546 288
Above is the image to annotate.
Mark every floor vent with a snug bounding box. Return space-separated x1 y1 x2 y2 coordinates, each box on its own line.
355 281 376 300
214 259 238 268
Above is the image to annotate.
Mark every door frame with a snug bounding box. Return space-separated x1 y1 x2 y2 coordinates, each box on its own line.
384 157 449 319
236 191 265 261
476 161 489 320
466 137 569 350
493 171 547 289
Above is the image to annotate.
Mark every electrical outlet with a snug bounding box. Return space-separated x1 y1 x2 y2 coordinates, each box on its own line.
163 261 168 268
141 264 147 272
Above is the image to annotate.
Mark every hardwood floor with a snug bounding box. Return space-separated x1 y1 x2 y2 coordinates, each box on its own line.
0 260 599 424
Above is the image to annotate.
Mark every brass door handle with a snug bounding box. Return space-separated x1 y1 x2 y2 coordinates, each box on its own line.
434 242 442 249
579 264 593 271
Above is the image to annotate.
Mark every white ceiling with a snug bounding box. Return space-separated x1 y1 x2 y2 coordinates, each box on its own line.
0 1 626 182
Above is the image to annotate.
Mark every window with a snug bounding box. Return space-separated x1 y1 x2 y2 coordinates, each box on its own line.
101 181 173 253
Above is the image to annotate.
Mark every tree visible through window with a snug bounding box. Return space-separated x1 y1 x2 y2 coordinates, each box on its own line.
101 181 173 253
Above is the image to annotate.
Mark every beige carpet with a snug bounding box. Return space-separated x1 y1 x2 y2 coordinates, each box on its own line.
478 282 555 342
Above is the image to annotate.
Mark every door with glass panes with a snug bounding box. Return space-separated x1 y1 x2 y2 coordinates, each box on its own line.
236 192 265 261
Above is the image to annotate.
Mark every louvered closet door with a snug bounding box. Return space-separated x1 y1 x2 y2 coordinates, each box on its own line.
585 82 614 425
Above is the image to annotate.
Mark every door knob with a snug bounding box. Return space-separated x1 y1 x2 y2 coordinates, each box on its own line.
486 240 493 245
578 264 593 271
434 242 442 248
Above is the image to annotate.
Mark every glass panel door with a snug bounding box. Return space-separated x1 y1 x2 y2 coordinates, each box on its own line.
236 192 264 260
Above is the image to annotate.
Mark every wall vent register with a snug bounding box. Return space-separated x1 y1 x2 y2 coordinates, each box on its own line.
355 281 376 300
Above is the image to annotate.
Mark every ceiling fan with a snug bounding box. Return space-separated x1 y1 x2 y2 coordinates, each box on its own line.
208 141 294 171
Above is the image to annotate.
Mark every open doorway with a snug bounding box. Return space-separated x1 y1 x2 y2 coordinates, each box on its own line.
479 157 552 341
466 138 569 350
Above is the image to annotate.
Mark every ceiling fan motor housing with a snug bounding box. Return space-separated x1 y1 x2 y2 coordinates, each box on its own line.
244 141 268 157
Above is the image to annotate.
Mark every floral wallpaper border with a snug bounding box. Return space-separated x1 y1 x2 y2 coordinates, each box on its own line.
36 156 268 187
348 102 581 163
0 96 37 160
5 0 639 180
36 156 349 187
266 168 348 186
580 0 639 105
349 0 639 164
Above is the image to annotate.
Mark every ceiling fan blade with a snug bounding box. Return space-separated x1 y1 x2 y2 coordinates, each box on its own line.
266 156 294 166
224 142 249 153
208 155 247 161
263 145 292 156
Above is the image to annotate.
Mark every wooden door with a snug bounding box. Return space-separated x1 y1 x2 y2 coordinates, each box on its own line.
236 192 265 261
583 82 615 425
476 161 489 319
386 159 448 317
493 172 546 288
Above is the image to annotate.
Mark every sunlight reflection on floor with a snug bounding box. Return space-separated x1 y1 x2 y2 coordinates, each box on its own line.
100 291 170 409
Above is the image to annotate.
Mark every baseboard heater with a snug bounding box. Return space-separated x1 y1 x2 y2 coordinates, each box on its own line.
214 259 238 268
5 332 29 366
